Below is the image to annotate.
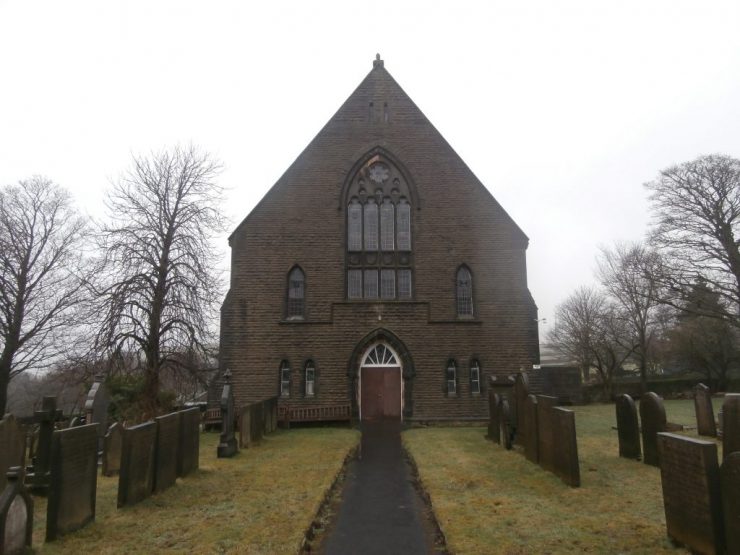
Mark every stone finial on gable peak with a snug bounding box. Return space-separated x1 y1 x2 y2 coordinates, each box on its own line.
373 53 384 69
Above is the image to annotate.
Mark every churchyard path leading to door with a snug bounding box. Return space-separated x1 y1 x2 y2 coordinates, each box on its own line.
322 420 441 555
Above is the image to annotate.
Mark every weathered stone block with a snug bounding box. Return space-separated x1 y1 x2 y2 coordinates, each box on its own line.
535 395 558 475
154 412 180 493
102 423 122 477
523 395 538 464
117 422 156 508
722 393 740 460
657 433 723 555
694 383 717 437
721 451 740 555
552 407 580 487
615 394 641 460
177 408 200 477
640 392 667 467
487 391 501 444
0 416 25 492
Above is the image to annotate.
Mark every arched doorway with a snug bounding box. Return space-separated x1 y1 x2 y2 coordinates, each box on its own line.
359 343 402 421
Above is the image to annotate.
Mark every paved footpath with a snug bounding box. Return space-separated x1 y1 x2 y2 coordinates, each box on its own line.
322 420 437 555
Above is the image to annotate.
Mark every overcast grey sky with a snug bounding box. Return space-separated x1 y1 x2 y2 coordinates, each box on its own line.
2 0 740 332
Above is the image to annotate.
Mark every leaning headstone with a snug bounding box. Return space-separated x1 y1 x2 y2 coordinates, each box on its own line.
721 452 740 554
217 369 238 458
722 394 740 461
177 408 200 478
46 424 98 541
615 394 641 460
536 395 559 475
552 407 580 487
102 423 123 477
0 467 33 555
657 433 724 555
84 374 110 451
29 396 60 493
238 405 252 448
512 373 529 445
640 392 667 467
0 415 25 492
117 422 156 508
499 399 512 450
523 395 539 464
154 412 180 493
487 391 501 443
694 383 717 437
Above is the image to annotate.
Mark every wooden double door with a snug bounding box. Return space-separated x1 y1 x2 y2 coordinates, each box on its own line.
360 367 402 421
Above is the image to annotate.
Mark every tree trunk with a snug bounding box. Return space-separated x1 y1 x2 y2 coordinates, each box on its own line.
0 360 9 416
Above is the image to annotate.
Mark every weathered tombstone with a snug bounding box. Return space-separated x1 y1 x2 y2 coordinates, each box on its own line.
0 416 25 492
536 395 558 475
0 467 33 555
117 422 156 508
102 423 122 477
217 369 238 458
640 392 667 467
84 374 110 452
177 408 200 477
499 399 512 450
154 412 180 493
512 373 529 445
615 394 641 460
523 395 539 464
238 405 252 448
721 452 740 554
487 391 501 443
46 423 98 541
657 433 724 555
552 407 580 487
722 393 740 460
29 396 60 493
694 383 717 437
249 403 264 444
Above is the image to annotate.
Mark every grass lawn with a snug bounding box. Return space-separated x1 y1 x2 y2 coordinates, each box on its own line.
404 398 724 555
32 427 358 554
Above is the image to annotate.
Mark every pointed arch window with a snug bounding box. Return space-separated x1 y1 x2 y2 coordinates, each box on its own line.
380 198 394 251
280 361 291 398
287 267 305 319
364 199 378 251
304 361 316 397
470 360 481 395
348 199 362 251
397 199 411 251
456 266 473 317
446 360 458 396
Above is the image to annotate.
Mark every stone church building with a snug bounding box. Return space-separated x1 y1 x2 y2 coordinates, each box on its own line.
220 56 540 422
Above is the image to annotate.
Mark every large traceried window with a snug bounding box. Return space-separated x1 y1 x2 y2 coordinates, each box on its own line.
345 153 414 300
286 267 305 319
456 266 473 317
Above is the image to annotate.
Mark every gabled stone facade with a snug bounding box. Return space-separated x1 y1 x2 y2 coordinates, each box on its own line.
221 56 539 421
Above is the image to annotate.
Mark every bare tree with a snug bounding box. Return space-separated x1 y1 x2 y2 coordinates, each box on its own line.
548 287 636 398
597 242 662 392
645 154 740 326
95 146 225 414
0 177 89 414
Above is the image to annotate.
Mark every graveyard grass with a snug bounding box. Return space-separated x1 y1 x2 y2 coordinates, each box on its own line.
404 398 724 555
31 427 358 554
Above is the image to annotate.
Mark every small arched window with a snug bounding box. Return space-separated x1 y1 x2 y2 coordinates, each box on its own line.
304 361 316 397
446 360 457 396
287 267 305 319
456 266 473 317
279 360 291 398
470 360 481 395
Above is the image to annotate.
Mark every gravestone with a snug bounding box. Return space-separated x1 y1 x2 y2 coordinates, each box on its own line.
499 398 512 450
721 452 740 554
615 394 641 460
84 374 110 451
117 422 156 508
46 423 98 541
657 433 724 555
536 395 558 475
0 467 33 555
0 415 25 492
29 396 60 493
249 403 264 444
217 369 238 458
177 408 200 477
238 405 252 448
722 394 740 460
265 397 278 433
551 407 580 487
154 412 180 493
512 373 529 445
487 391 501 443
102 423 123 477
694 383 717 437
523 395 539 464
640 392 667 467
